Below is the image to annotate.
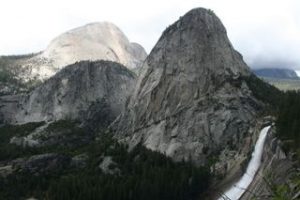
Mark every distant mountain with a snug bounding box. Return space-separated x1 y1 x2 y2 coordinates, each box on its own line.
253 68 299 80
0 22 147 95
42 22 147 72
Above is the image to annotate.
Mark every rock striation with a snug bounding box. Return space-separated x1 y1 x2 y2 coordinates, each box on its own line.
0 61 136 127
113 8 262 165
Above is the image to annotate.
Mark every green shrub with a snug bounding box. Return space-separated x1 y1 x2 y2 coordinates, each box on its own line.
0 133 211 200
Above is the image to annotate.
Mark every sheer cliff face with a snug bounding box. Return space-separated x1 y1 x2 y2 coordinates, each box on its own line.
5 22 147 81
114 8 260 164
1 61 136 126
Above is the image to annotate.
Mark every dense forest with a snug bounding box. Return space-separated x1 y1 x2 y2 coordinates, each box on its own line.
244 74 283 112
247 75 300 163
276 90 300 164
246 75 300 163
1 74 300 200
0 122 211 200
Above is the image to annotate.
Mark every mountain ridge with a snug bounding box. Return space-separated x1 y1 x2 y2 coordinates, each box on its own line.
1 7 295 200
253 68 299 80
0 22 147 95
0 60 136 128
112 8 263 172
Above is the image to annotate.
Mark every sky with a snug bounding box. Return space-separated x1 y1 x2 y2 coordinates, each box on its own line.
1 0 300 70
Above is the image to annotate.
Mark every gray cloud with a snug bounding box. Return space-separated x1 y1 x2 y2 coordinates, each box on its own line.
247 58 298 70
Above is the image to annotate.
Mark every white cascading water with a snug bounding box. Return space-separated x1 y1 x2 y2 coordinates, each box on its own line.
218 126 271 200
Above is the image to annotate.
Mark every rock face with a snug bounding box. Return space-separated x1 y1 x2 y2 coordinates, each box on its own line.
113 8 261 164
253 68 299 80
1 61 136 126
0 22 147 84
42 22 147 71
0 94 24 124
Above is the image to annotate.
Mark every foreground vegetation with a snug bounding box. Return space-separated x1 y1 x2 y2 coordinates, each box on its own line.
244 75 300 199
0 121 211 200
244 74 283 113
276 90 300 164
245 75 300 163
1 74 299 200
246 75 300 161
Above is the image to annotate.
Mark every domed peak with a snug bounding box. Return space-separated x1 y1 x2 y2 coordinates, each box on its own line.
41 22 147 70
161 8 225 38
113 8 256 164
82 21 119 28
69 21 125 36
183 7 219 19
147 7 249 77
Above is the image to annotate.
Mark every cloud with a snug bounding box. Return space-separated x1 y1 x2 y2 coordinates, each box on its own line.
206 0 300 70
249 58 298 70
0 0 300 70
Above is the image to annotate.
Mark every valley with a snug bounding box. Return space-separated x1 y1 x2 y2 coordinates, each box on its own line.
0 6 299 200
260 77 300 91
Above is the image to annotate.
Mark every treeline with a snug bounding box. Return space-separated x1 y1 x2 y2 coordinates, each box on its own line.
246 76 300 163
0 122 46 160
0 130 211 200
0 53 38 60
276 90 300 163
244 74 283 112
0 56 19 83
244 74 300 163
0 120 91 161
48 143 211 200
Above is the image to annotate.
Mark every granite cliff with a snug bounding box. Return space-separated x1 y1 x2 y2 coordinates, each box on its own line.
113 8 263 168
0 60 136 129
42 22 147 72
2 7 295 200
0 22 147 95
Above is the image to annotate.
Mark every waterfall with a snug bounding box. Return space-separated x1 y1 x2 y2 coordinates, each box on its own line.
218 126 271 200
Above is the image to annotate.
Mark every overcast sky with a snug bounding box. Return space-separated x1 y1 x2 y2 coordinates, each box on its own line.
1 0 300 69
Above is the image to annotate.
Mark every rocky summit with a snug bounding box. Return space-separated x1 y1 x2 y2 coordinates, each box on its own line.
113 8 262 166
0 60 136 128
42 22 147 72
0 22 147 87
